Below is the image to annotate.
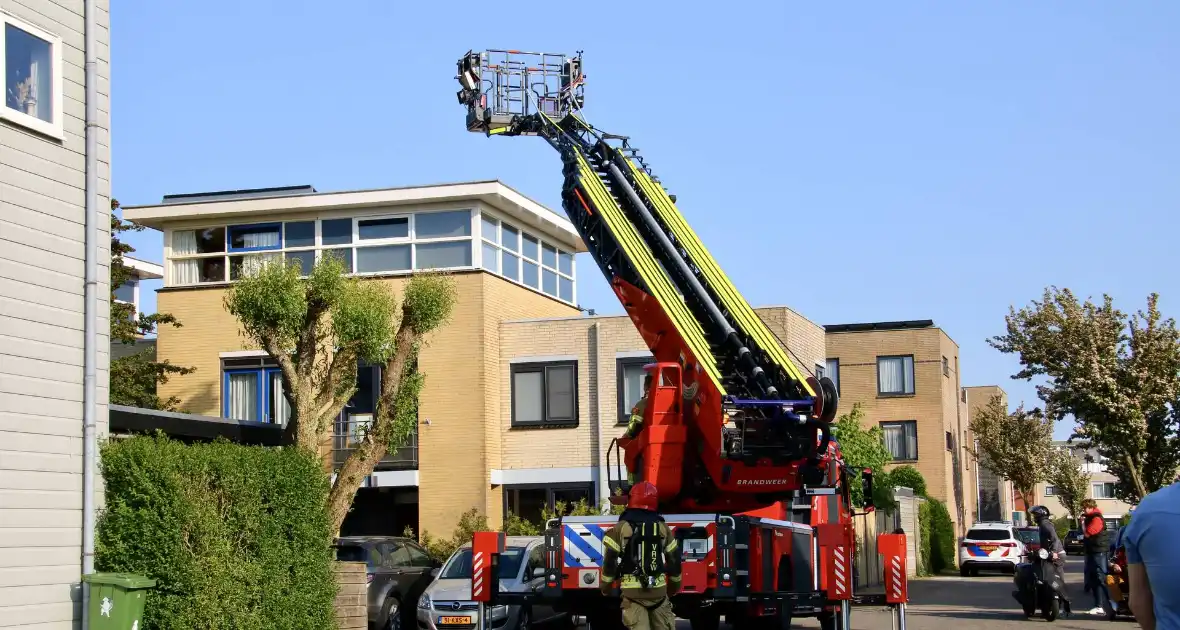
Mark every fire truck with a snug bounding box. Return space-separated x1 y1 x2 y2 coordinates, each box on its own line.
454 50 910 630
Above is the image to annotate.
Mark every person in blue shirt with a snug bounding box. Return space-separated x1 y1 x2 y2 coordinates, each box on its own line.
1124 480 1180 630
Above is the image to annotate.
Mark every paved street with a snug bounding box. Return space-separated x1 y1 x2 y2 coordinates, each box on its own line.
670 556 1129 629
789 556 1128 629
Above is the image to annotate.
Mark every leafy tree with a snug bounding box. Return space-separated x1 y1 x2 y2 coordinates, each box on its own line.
967 395 1054 517
1044 445 1091 522
224 255 457 533
830 403 896 510
889 465 927 497
109 199 194 410
990 287 1180 502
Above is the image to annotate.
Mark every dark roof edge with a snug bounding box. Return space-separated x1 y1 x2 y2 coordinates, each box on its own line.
824 319 935 333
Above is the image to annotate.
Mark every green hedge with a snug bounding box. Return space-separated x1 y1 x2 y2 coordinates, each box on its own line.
918 498 957 575
96 435 337 629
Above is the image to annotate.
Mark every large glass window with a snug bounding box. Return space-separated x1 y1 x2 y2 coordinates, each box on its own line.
504 484 593 523
166 210 475 285
222 357 290 425
880 420 918 461
511 361 578 427
2 16 62 138
479 211 575 304
877 355 915 396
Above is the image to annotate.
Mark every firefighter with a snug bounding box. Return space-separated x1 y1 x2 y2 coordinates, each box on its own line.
623 374 654 485
600 481 681 630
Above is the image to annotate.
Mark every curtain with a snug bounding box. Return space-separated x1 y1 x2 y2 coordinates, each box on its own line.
239 252 279 277
171 230 201 284
228 373 258 421
270 371 291 425
878 357 913 394
240 229 279 249
882 423 917 460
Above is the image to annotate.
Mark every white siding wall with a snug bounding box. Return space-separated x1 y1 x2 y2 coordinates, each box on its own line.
0 0 110 627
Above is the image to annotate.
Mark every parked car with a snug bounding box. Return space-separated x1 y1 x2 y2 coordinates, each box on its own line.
959 522 1025 576
334 536 441 630
417 536 569 630
1016 527 1042 556
1063 529 1085 555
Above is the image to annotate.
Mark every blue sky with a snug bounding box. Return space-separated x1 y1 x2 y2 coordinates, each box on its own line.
111 2 1179 440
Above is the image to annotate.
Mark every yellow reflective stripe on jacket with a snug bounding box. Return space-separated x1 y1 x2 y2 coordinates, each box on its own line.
621 574 666 589
665 539 678 553
603 536 621 552
668 574 681 582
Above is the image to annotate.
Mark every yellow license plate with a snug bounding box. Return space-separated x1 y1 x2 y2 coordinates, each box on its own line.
979 545 997 552
438 617 472 625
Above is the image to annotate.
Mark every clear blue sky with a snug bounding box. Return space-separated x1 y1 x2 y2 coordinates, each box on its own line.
111 2 1179 440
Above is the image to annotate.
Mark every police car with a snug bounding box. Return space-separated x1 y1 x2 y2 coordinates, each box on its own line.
958 521 1026 577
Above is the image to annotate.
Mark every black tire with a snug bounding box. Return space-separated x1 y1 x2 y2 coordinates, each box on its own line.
516 606 531 630
380 597 401 630
1041 595 1059 622
817 611 836 630
689 612 720 630
1021 595 1036 618
960 565 970 577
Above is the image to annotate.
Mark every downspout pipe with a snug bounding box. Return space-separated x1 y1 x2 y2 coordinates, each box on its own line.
82 0 100 625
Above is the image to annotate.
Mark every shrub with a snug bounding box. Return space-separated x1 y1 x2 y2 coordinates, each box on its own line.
409 508 490 563
918 498 957 575
1053 515 1074 539
889 465 927 497
96 434 336 630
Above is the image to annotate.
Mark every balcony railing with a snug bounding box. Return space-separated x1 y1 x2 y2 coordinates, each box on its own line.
333 414 418 470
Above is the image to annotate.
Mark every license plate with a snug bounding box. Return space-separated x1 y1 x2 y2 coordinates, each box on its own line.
438 617 472 625
979 545 997 552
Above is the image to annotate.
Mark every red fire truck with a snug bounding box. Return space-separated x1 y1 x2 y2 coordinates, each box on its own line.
454 49 911 630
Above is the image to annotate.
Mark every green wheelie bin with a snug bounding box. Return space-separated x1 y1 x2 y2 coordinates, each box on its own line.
82 573 156 629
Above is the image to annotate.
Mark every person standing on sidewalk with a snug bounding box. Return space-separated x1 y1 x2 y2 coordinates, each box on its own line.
1081 499 1113 615
1125 481 1180 630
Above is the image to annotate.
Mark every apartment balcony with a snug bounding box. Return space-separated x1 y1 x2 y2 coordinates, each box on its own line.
332 414 418 471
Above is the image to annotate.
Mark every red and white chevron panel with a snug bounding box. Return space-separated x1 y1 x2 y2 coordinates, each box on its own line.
828 545 851 600
472 551 486 600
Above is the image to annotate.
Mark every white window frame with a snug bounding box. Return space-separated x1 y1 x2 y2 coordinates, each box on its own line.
281 219 319 277
165 210 478 286
1 13 64 139
1091 481 1116 500
478 208 576 305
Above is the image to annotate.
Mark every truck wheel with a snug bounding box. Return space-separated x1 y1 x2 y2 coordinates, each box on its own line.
817 611 835 630
689 612 720 630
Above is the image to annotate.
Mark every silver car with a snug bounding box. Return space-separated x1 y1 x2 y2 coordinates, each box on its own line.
416 536 567 630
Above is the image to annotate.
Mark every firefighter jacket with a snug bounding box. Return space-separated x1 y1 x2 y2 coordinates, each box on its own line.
626 397 647 439
600 508 682 599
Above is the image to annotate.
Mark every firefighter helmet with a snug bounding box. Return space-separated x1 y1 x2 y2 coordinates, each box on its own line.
627 481 659 512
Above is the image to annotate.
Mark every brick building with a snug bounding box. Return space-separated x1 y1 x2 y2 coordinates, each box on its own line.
123 182 585 537
963 385 1018 523
824 320 978 536
123 181 826 539
1034 441 1133 527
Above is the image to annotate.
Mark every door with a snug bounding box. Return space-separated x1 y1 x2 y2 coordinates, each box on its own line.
404 541 439 600
382 541 432 604
525 543 558 622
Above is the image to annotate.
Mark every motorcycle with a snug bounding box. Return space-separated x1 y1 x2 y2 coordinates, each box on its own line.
1104 548 1134 621
1012 548 1067 621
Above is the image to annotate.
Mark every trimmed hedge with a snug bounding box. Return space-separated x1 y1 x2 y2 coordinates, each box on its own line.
918 498 957 575
96 435 337 629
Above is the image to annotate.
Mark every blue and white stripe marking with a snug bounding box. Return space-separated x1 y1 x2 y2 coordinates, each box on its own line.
562 522 713 568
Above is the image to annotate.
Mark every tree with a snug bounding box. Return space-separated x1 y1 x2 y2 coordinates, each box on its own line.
1044 446 1091 523
967 395 1054 516
889 465 927 497
990 287 1180 502
224 255 457 533
109 199 194 410
829 403 896 510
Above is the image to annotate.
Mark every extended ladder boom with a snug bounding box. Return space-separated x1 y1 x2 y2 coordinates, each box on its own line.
457 50 840 513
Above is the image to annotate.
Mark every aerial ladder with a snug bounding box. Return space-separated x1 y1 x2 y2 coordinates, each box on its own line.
453 50 909 630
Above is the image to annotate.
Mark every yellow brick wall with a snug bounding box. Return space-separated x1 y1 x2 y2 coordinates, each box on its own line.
497 307 825 511
156 270 579 538
965 385 1015 520
478 276 581 526
825 326 970 533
